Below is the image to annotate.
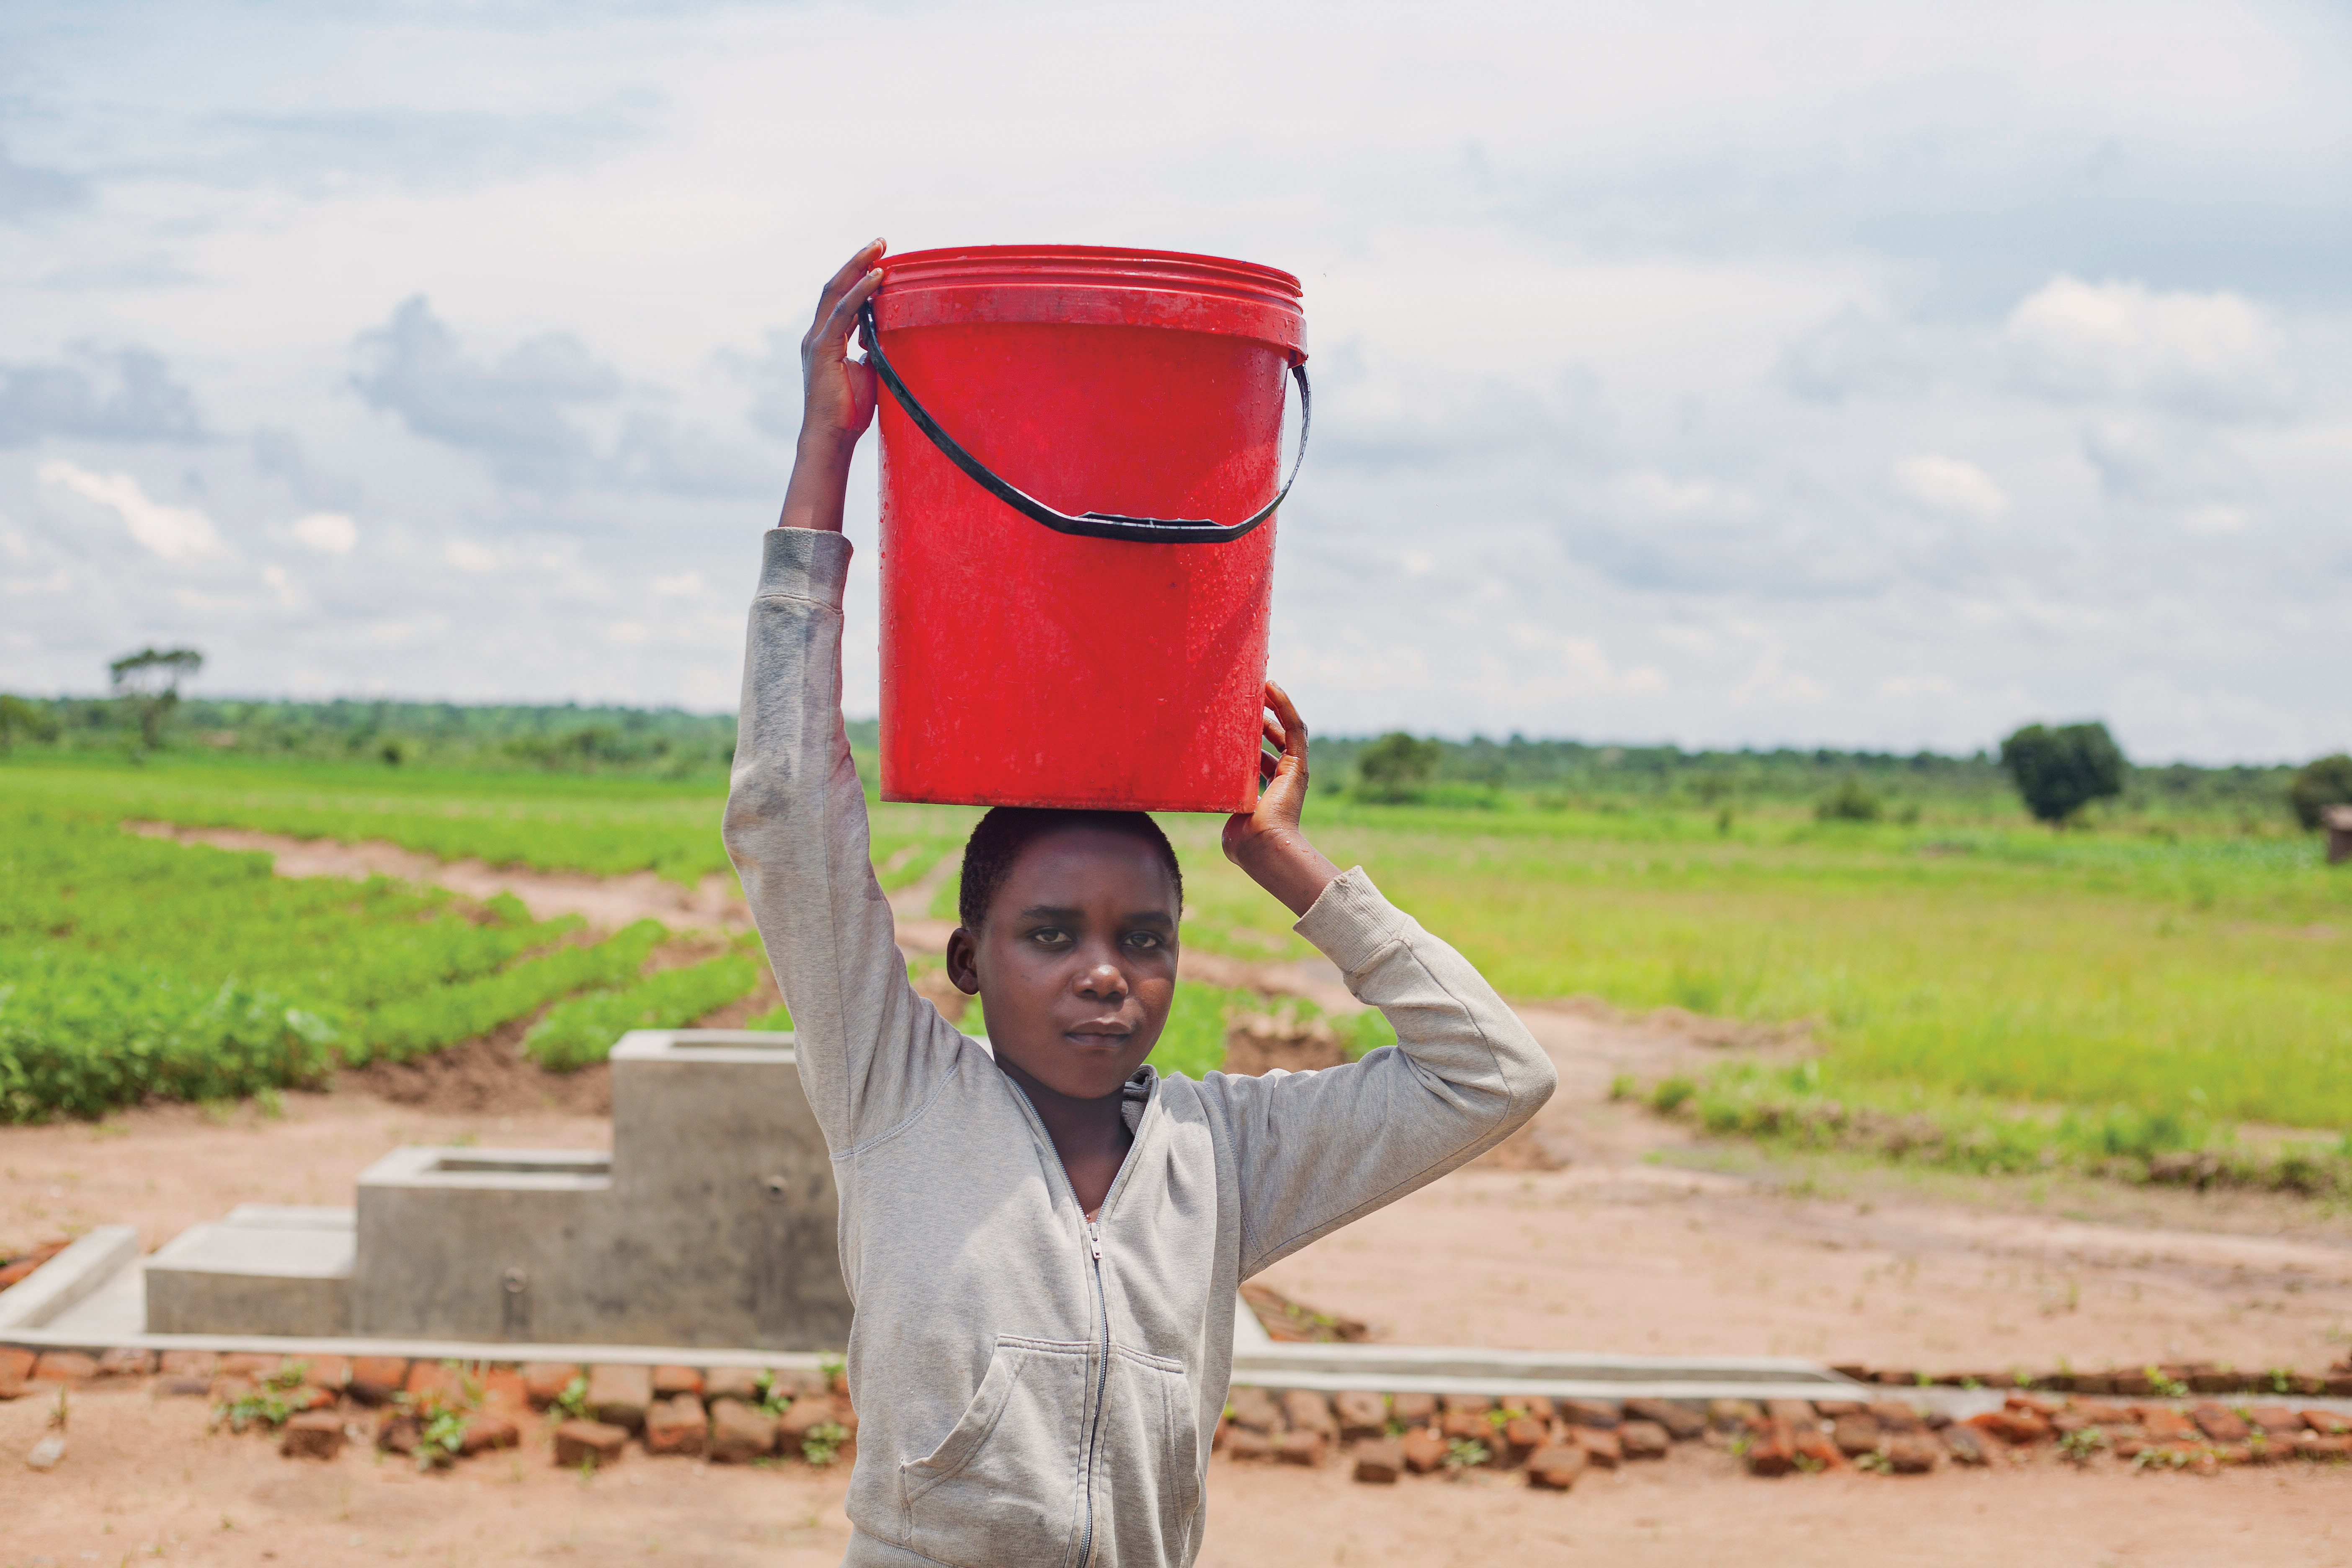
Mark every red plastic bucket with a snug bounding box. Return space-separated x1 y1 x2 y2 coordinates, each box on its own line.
867 245 1308 814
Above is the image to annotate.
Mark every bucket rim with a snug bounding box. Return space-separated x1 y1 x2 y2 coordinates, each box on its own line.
879 244 1301 299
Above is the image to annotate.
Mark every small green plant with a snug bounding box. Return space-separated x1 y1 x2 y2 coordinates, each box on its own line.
1853 1448 1893 1473
2145 1366 2188 1400
800 1421 850 1467
214 1361 310 1433
1442 1438 1489 1473
754 1370 792 1419
1608 1073 1639 1102
1650 1075 1697 1114
550 1374 590 1421
2267 1367 2294 1396
2057 1427 2108 1465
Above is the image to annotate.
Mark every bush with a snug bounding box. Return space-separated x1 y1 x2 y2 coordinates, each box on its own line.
1355 732 1442 803
1814 777 1881 822
1999 722 2126 824
521 946 763 1071
2287 753 2352 830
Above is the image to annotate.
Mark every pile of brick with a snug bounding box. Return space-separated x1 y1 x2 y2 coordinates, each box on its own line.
0 1347 855 1472
1215 1387 2352 1488
1833 1360 2352 1397
1215 1388 1719 1490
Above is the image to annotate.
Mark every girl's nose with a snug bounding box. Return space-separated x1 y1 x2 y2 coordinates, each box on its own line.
1075 960 1128 1001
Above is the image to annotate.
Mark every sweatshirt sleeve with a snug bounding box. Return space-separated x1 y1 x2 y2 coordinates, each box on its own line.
720 528 967 1153
1197 867 1558 1280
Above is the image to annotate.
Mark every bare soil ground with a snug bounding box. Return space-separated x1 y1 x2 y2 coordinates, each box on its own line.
10 840 2352 1560
5 1382 2349 1568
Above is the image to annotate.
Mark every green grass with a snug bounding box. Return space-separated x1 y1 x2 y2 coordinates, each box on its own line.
523 944 766 1070
8 751 2347 1145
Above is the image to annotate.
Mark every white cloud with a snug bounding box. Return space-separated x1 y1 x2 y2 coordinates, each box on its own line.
650 570 704 597
2181 505 2252 535
443 539 499 573
2004 276 2291 418
289 511 357 556
38 460 225 562
1892 455 2012 521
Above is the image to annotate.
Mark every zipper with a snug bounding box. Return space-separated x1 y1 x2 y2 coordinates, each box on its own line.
1077 1217 1109 1568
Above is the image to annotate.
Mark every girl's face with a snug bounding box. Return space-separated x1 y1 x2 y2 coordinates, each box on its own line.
945 826 1179 1101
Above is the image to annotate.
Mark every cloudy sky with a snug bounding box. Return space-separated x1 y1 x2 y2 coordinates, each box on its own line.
3 0 2347 761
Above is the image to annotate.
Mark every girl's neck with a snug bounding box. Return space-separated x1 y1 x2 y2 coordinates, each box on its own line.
996 1056 1133 1217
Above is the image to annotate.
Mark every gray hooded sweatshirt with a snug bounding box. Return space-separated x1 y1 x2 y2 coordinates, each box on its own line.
722 527 1556 1568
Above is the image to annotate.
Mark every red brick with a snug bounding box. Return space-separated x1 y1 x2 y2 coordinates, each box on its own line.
1282 1390 1337 1439
0 1346 32 1398
1388 1392 1437 1428
348 1357 408 1405
156 1350 216 1379
2246 1406 2303 1437
522 1362 582 1408
771 1367 831 1398
1831 1414 1882 1457
2300 1409 2349 1436
475 1369 529 1415
1815 1399 1868 1418
1222 1426 1275 1462
156 1375 212 1399
2295 1434 2351 1461
553 1418 627 1468
645 1394 707 1457
701 1366 763 1403
651 1364 702 1397
2190 1403 2248 1443
1765 1398 1819 1428
1707 1398 1762 1431
297 1354 350 1391
220 1352 279 1378
707 1398 776 1463
279 1410 346 1461
779 1394 842 1446
1970 1407 2050 1444
1498 1416 1550 1467
1351 1437 1404 1483
404 1362 467 1405
1439 1409 1491 1442
1624 1398 1706 1441
95 1347 156 1378
2135 1408 2197 1444
1940 1424 1988 1466
586 1364 652 1432
1886 1433 1940 1474
375 1413 418 1454
1275 1430 1328 1466
1332 1390 1388 1441
1868 1402 1926 1433
1441 1392 1493 1416
1743 1417 1797 1477
1572 1426 1622 1469
1225 1385 1281 1433
459 1411 520 1455
1793 1427 1846 1470
1525 1444 1587 1491
33 1351 97 1383
1400 1428 1447 1474
1515 1395 1556 1422
1620 1419 1671 1460
1559 1398 1621 1429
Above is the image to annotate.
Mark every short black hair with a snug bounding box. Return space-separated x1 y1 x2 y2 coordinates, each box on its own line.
956 807 1184 932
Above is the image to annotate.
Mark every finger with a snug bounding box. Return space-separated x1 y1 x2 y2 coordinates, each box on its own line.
1260 714 1287 753
1264 680 1309 754
1259 748 1279 781
816 265 887 359
812 240 887 328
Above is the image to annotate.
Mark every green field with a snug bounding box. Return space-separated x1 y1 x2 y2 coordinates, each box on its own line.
4 750 2348 1179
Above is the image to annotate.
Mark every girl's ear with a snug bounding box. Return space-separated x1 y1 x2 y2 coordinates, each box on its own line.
944 926 982 996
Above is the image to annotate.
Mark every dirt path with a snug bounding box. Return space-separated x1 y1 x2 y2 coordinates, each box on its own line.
5 1382 2347 1568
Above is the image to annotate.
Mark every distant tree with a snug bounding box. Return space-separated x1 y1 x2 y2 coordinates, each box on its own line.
1814 776 1881 822
1356 731 1442 803
0 694 59 753
108 646 204 750
2288 754 2352 830
1999 721 2126 825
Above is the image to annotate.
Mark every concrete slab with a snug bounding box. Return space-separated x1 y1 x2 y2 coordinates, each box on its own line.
0 1226 139 1331
145 1208 353 1337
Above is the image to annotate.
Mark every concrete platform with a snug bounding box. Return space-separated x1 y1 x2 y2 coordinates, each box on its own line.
144 1205 353 1336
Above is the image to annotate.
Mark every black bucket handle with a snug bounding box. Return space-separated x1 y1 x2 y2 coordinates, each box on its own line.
857 299 1308 544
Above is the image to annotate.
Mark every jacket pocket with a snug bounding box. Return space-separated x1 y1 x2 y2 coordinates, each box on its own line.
899 1336 1090 1568
1096 1346 1198 1568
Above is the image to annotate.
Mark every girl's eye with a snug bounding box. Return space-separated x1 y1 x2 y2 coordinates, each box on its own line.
1029 928 1070 946
1125 931 1162 950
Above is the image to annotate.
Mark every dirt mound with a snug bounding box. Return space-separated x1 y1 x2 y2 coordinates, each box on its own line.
339 1022 611 1117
